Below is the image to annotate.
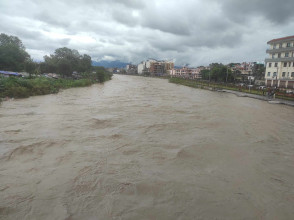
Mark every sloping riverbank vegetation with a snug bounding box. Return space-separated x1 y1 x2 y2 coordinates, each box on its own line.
169 77 294 101
0 68 112 99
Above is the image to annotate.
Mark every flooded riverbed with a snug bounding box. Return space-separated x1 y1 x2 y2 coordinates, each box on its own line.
0 75 294 219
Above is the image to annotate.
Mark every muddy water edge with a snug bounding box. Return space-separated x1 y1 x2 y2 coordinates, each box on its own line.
0 75 294 220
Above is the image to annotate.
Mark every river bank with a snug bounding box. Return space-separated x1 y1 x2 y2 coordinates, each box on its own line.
169 77 294 107
0 71 112 101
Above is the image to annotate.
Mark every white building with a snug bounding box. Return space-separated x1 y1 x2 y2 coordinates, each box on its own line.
169 67 202 79
137 59 174 75
137 59 156 75
265 35 294 88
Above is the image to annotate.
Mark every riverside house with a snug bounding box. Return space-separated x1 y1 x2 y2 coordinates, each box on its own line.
265 35 294 89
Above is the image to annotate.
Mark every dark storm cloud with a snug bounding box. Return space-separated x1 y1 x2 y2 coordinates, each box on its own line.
0 0 293 65
215 0 294 24
78 0 145 9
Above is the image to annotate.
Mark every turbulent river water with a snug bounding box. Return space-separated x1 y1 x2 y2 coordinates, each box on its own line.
0 75 294 220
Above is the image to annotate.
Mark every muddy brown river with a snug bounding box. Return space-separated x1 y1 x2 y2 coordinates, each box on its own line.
0 75 294 219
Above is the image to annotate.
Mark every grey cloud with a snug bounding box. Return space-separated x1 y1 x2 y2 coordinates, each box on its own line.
215 0 294 24
77 0 145 9
25 36 71 52
35 11 69 28
0 19 41 41
142 20 191 36
111 10 139 27
116 0 145 9
0 0 293 66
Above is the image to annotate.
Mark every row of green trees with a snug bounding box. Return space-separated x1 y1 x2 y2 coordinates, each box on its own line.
0 33 93 77
200 63 265 83
200 63 234 83
41 47 92 76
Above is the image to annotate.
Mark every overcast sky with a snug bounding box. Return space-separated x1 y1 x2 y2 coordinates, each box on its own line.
1 0 294 66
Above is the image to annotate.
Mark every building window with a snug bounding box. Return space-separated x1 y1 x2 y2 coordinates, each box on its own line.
292 72 294 77
284 62 287 67
285 52 289 57
274 63 278 67
289 62 291 67
282 72 286 77
269 63 272 67
273 72 277 77
273 44 276 49
286 42 290 47
272 54 275 58
279 43 282 48
267 72 271 76
278 53 281 58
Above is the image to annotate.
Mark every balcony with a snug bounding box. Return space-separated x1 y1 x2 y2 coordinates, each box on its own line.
266 47 294 53
265 57 294 62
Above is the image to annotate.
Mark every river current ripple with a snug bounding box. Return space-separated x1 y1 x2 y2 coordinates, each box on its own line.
0 75 294 219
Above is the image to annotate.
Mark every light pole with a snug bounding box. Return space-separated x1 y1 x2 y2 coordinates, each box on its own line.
226 66 229 84
209 68 211 86
276 66 278 88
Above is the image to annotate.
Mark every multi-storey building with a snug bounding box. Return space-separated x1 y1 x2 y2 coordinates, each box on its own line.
138 59 156 75
265 35 294 89
150 62 165 75
169 67 202 79
138 59 174 75
126 64 138 74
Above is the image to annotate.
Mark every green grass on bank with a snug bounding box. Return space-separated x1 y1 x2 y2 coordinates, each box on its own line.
169 77 294 101
0 71 112 100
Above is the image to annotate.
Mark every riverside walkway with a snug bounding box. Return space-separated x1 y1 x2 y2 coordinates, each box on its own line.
220 89 294 107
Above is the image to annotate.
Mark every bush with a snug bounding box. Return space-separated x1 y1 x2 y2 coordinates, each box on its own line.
1 77 94 99
0 66 113 100
5 86 30 98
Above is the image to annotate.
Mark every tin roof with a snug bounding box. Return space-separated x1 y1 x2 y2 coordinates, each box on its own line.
267 35 294 44
0 70 21 76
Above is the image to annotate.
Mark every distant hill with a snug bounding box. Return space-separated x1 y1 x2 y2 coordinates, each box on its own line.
174 66 182 69
92 60 129 68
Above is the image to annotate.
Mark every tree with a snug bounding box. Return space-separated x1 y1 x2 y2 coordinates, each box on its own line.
24 59 36 77
79 54 92 72
0 33 25 50
42 47 92 76
0 33 30 71
252 63 265 80
200 69 210 80
208 63 234 83
57 59 72 76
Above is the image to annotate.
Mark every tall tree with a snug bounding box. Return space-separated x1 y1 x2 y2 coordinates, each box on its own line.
79 54 92 72
208 63 234 82
0 33 30 71
24 59 36 77
43 47 92 76
252 63 265 80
